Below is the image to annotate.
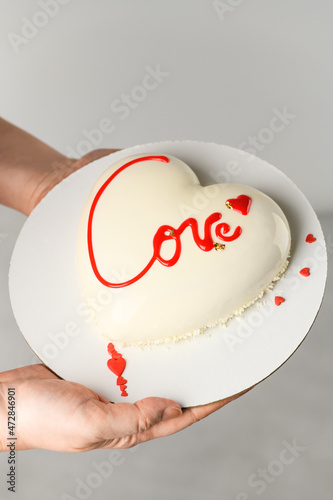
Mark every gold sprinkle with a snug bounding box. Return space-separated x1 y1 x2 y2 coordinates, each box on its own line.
214 243 225 252
225 201 232 209
169 229 174 236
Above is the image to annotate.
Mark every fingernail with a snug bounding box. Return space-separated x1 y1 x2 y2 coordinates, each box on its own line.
162 406 182 421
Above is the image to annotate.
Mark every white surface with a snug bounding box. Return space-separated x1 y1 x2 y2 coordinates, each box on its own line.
0 1 333 498
9 142 326 406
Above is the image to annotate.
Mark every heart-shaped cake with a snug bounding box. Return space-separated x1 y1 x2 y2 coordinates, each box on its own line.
76 154 290 345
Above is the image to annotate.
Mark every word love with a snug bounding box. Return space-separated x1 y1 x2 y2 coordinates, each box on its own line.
87 155 251 289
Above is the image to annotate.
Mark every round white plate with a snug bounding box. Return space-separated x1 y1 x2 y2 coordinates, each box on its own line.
9 142 327 406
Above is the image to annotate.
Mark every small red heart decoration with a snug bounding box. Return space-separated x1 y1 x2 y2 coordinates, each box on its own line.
299 267 310 277
107 357 126 377
117 376 127 386
107 342 116 355
226 195 252 215
121 390 128 397
275 296 285 306
306 234 316 243
120 384 127 391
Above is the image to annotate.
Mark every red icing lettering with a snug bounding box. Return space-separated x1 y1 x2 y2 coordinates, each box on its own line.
152 212 222 268
305 234 316 243
88 155 248 288
215 222 242 242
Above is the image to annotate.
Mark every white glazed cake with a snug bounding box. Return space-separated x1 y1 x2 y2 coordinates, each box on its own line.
76 154 291 346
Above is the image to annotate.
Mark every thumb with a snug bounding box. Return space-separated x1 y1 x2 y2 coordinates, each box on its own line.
98 397 182 447
71 148 120 172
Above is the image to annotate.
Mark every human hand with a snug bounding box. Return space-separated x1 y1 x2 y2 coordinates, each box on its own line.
0 117 118 216
0 119 251 451
0 364 249 452
26 148 120 216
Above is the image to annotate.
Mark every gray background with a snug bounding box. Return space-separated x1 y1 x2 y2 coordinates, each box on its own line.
0 1 332 499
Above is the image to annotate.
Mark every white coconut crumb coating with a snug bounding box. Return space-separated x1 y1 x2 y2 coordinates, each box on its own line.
99 257 290 348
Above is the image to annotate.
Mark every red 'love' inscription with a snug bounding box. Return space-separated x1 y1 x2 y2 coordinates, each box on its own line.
87 155 247 288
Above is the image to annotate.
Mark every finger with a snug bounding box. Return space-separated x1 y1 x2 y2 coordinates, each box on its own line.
72 148 120 172
94 397 182 447
49 149 120 191
131 388 252 445
0 364 59 382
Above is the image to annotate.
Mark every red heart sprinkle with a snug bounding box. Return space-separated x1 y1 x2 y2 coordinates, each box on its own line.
306 234 316 243
107 357 126 376
226 195 252 215
120 384 127 391
299 267 310 277
121 390 128 397
275 296 285 306
117 376 127 386
107 343 116 355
